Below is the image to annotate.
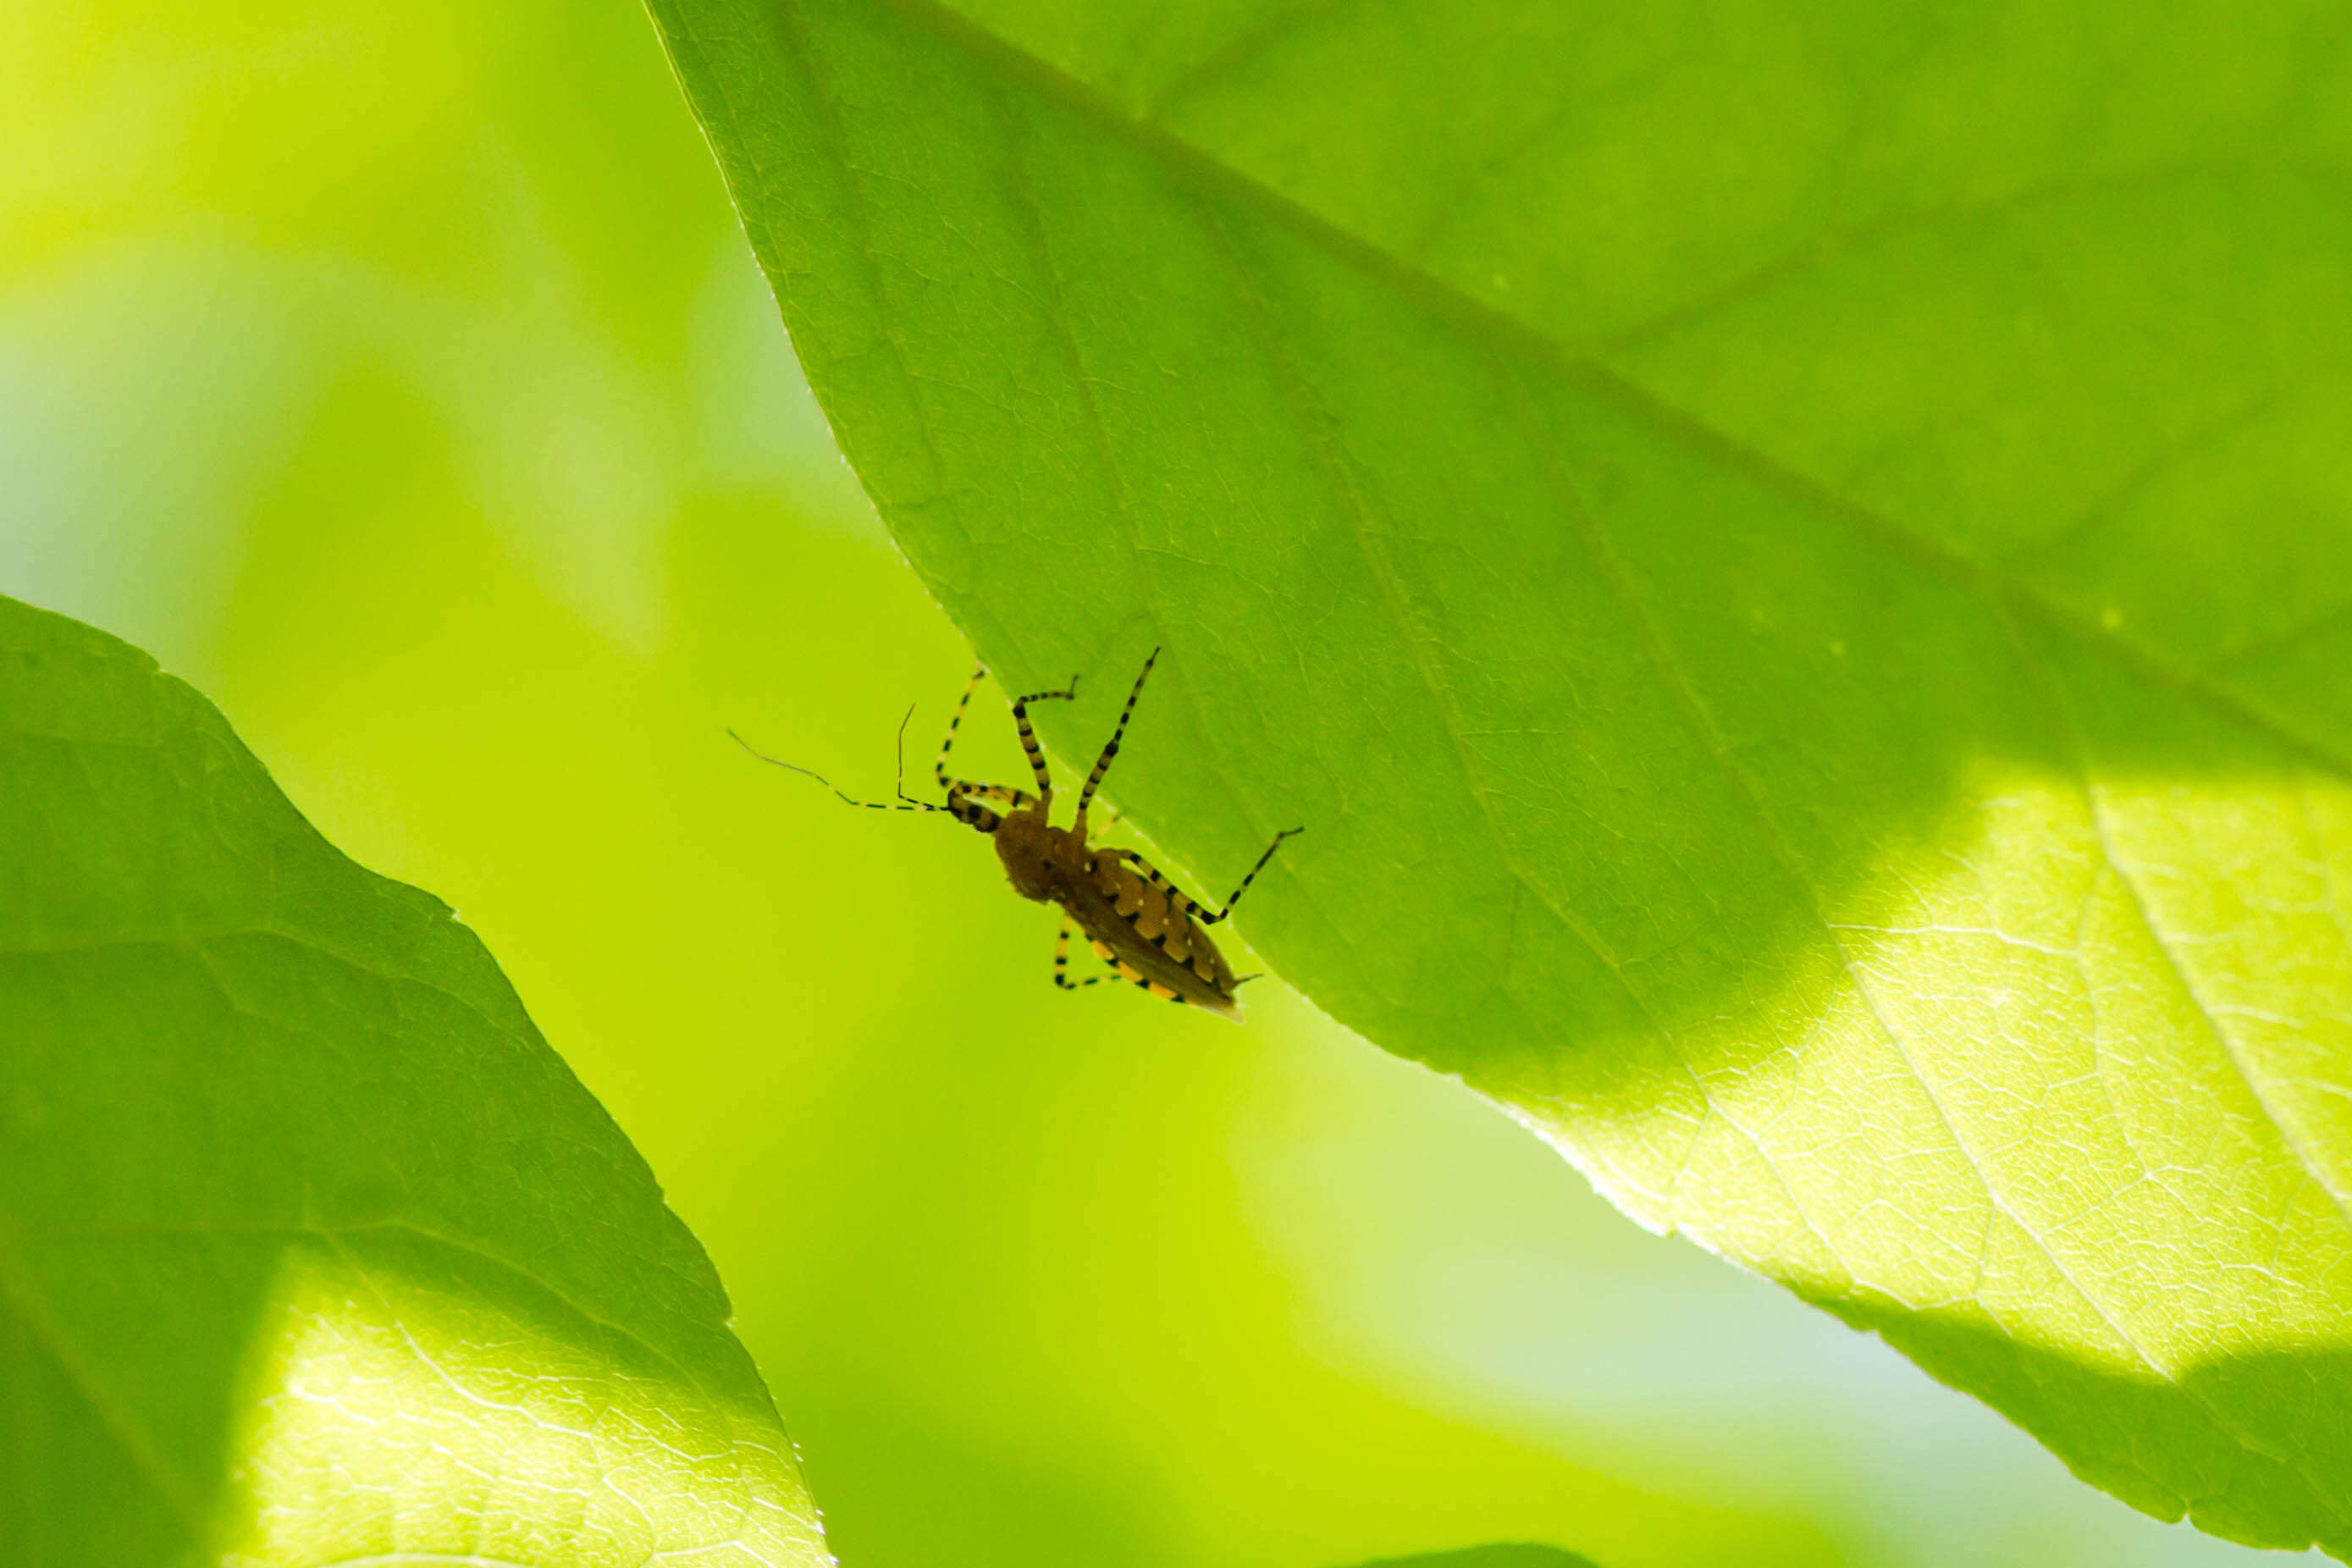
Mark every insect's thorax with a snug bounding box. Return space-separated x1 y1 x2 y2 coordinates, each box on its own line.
991 809 1087 904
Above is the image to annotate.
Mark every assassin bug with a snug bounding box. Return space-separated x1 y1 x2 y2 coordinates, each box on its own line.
732 650 1301 1019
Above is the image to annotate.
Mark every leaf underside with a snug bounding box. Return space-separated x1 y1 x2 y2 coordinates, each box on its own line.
0 595 828 1566
650 0 2352 1554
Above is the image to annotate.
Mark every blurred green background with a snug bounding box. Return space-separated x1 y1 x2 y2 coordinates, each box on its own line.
0 2 2317 1564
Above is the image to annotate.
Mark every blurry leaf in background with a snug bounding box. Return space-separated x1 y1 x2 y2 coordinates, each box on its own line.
1364 1551 1599 1568
650 0 2352 1555
0 595 826 1566
1350 1545 1600 1568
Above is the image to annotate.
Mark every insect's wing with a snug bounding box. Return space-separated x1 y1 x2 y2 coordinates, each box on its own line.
1063 879 1242 1019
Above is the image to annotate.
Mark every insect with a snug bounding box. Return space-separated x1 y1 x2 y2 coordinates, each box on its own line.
732 649 1301 1019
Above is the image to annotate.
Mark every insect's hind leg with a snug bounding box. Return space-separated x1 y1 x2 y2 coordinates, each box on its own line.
1052 914 1106 991
1200 825 1305 925
1107 823 1300 925
1107 849 1207 919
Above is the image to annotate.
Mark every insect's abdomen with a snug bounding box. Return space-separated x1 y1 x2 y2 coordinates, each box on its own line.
1065 853 1239 1017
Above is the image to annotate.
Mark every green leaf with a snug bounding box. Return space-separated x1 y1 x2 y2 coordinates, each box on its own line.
1345 1547 1599 1568
648 0 2352 1554
0 594 827 1566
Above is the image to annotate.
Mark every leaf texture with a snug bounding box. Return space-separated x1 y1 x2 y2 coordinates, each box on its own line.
0 595 829 1566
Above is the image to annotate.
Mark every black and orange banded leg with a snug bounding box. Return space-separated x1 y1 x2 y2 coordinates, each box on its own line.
1107 850 1200 914
934 665 987 792
945 788 1005 833
930 665 1041 826
1009 674 1079 800
1110 825 1302 925
1202 825 1305 924
1052 916 1106 991
945 781 1035 811
1074 648 1158 826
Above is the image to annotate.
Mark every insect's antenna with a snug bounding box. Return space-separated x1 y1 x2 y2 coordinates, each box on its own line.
728 727 945 814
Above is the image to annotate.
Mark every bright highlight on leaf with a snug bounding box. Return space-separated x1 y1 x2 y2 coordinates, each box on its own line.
646 0 2352 1554
0 596 827 1566
218 1239 811 1565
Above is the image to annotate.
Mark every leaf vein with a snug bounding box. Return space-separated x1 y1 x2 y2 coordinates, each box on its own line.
845 0 2352 783
1551 403 2214 1411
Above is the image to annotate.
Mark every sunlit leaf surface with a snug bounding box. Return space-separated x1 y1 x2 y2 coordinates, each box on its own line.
649 0 2352 1553
0 595 828 1565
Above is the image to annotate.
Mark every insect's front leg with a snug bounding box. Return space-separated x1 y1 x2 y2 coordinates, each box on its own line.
947 781 1036 811
1008 676 1079 800
925 666 1047 820
934 664 988 792
933 663 1067 802
941 779 1044 833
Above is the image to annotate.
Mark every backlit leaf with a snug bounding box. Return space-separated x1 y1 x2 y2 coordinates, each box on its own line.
0 594 829 1566
649 0 2352 1554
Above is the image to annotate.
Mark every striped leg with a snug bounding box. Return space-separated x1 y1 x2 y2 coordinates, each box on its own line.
1010 674 1080 800
1052 914 1106 991
1108 849 1203 917
947 781 1034 811
1074 648 1158 827
934 665 988 792
1201 826 1305 924
945 789 1005 834
1112 824 1303 925
934 664 1042 822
